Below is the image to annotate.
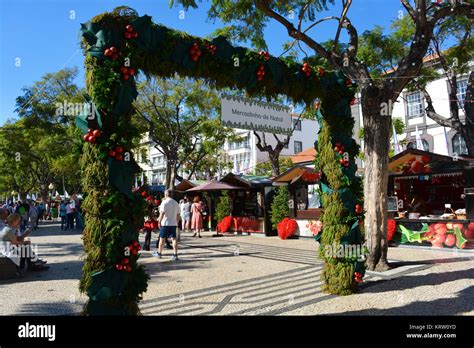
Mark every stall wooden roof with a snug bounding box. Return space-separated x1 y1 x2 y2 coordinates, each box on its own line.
389 149 472 175
175 179 206 192
220 173 272 188
272 164 315 183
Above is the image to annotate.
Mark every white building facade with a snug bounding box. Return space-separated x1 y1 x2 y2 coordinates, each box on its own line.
353 59 472 160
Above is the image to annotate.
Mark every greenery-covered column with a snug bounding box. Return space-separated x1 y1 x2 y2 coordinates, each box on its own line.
315 72 365 295
78 9 149 315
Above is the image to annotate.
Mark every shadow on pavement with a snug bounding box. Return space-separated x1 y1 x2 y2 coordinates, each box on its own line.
339 285 474 316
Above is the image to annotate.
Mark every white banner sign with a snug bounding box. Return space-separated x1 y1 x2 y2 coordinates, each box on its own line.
221 96 292 135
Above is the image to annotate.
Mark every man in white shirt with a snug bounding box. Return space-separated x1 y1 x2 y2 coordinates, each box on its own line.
153 189 180 260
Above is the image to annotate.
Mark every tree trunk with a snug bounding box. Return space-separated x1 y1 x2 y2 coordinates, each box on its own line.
269 152 280 177
40 190 49 204
361 89 391 272
165 152 177 191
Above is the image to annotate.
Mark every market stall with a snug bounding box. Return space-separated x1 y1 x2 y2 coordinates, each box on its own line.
272 164 323 238
388 149 474 250
219 173 273 235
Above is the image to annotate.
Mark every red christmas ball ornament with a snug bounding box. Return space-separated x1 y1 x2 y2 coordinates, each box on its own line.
318 67 325 76
108 150 116 157
122 258 129 265
83 134 90 142
115 264 123 271
128 68 135 76
89 136 96 144
125 32 132 39
115 146 123 153
104 48 112 57
92 129 101 137
355 204 363 214
339 159 345 164
132 31 138 38
120 66 128 74
126 24 134 33
137 245 141 251
155 199 160 206
132 241 139 247
125 265 132 272
115 154 123 161
123 74 130 81
130 249 138 255
141 191 147 197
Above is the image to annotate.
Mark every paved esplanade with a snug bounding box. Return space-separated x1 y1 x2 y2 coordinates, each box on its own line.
1 222 473 315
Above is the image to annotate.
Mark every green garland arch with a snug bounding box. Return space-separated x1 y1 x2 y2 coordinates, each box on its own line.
78 6 365 314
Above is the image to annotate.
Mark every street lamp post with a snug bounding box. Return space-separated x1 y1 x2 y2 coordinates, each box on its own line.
48 183 55 216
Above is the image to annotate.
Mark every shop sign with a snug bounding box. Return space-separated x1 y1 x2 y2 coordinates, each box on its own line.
221 96 292 135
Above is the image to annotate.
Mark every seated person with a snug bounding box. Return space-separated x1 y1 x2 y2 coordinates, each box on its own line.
0 213 48 272
0 208 8 229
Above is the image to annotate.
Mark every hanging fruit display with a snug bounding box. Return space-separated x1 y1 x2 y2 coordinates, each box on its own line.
189 42 201 62
256 64 265 81
108 145 124 160
259 51 270 61
354 272 363 283
124 24 138 39
104 46 120 60
206 43 217 55
83 128 101 143
301 62 313 77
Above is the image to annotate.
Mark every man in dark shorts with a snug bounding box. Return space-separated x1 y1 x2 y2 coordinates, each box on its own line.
153 189 180 260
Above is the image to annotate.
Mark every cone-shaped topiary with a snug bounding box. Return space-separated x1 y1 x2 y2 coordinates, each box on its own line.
270 185 290 229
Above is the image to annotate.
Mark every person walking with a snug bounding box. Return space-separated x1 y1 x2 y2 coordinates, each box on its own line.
65 200 75 231
191 196 203 238
28 202 39 231
59 201 67 230
181 196 191 233
153 189 180 260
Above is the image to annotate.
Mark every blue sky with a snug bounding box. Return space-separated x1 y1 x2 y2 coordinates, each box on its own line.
0 0 404 125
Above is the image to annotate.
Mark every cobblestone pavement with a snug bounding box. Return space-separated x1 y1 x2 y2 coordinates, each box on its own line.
1 222 473 316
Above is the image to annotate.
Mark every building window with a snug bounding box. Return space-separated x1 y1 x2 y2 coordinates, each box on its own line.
406 92 424 119
294 141 303 154
407 139 429 151
457 79 468 108
230 134 250 150
293 119 302 131
452 133 468 156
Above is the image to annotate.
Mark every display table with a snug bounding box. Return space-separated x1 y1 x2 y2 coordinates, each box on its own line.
390 218 474 249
